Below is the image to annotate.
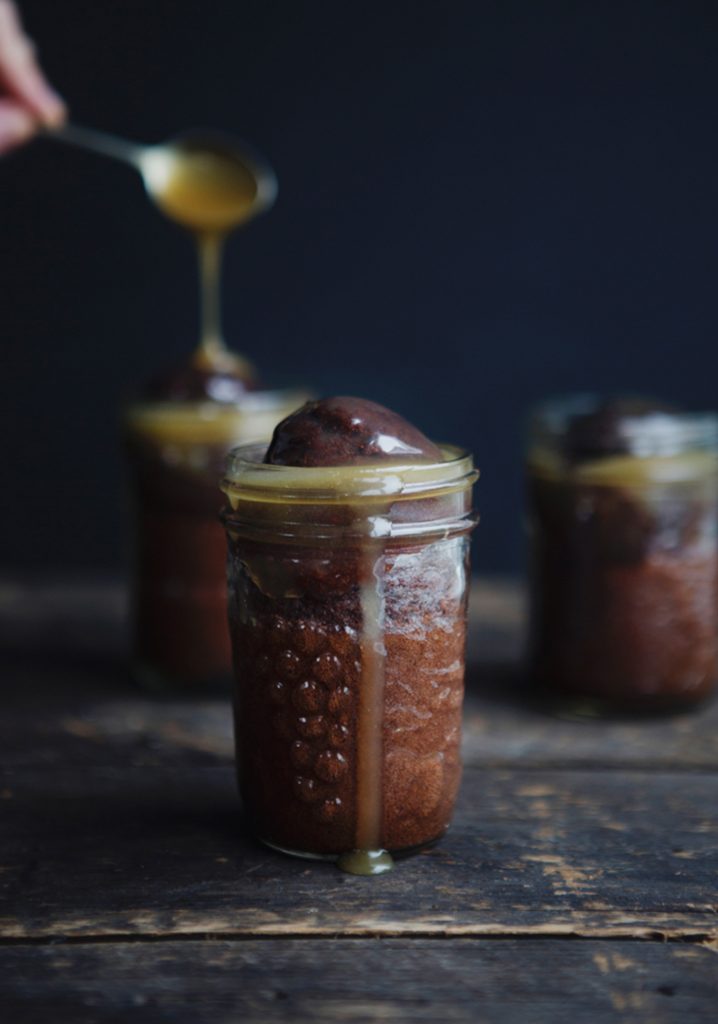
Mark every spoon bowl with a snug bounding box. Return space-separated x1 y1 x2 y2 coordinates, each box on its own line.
48 123 278 233
139 135 278 234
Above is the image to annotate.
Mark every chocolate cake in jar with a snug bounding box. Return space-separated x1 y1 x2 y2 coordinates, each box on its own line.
125 357 307 691
527 396 718 714
221 397 479 874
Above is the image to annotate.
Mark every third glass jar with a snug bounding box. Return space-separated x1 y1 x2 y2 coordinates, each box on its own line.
526 397 718 713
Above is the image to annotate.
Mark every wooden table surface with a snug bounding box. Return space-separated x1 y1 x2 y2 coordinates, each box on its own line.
2 578 718 1023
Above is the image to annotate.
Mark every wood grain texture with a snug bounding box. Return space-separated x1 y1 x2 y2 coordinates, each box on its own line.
2 749 717 939
0 577 518 660
1 939 717 1024
2 576 718 1023
4 578 718 773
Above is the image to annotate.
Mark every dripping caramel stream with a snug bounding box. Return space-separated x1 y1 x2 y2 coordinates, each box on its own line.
337 545 393 876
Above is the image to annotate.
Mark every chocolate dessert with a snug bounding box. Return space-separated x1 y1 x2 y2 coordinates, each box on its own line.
527 397 718 712
265 396 443 465
144 362 257 404
222 398 478 872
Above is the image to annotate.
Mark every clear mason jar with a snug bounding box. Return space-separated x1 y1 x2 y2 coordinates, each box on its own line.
125 390 307 691
526 396 718 714
220 442 478 873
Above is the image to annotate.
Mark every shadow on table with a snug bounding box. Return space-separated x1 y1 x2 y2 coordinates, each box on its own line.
0 646 136 708
465 659 540 710
9 773 303 903
0 643 236 709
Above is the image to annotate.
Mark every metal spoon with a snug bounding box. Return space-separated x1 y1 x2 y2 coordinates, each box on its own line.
48 123 277 375
47 122 278 232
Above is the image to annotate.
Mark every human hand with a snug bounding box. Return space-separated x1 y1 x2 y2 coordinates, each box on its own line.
0 0 65 154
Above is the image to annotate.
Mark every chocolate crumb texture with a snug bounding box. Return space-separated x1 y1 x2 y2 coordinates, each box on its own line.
228 534 470 854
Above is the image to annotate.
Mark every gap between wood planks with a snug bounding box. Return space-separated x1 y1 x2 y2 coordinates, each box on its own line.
465 763 718 774
1 928 717 948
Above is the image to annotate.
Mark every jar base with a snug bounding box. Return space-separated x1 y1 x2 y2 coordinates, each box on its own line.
258 833 444 865
132 660 232 696
260 839 337 863
543 688 716 720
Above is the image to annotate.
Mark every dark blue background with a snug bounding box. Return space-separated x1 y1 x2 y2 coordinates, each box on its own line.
2 1 717 574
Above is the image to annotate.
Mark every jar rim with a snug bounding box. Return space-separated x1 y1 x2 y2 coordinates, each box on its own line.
126 387 309 419
221 441 478 505
125 390 310 447
530 395 718 458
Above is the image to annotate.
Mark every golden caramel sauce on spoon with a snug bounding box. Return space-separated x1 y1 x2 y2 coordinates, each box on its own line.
49 124 277 378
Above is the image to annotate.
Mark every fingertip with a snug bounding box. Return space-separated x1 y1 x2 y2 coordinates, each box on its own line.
39 91 67 128
21 73 67 127
0 103 35 153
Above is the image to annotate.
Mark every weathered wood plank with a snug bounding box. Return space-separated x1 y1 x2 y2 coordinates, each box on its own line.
2 752 717 939
461 675 718 769
1 939 716 1024
2 576 717 944
0 577 127 658
4 662 718 772
7 679 718 772
0 577 520 661
3 577 718 772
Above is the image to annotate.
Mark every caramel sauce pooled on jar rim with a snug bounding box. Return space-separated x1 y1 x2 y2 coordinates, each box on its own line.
222 444 476 508
527 448 718 488
527 406 718 487
222 443 478 875
125 392 310 456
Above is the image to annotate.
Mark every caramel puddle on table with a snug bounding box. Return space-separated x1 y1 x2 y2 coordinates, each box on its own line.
337 543 394 877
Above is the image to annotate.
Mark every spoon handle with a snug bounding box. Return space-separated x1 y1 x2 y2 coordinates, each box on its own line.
46 123 144 168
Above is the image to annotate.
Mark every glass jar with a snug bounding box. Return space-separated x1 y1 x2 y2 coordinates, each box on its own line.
526 396 718 714
221 442 478 874
125 390 307 691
